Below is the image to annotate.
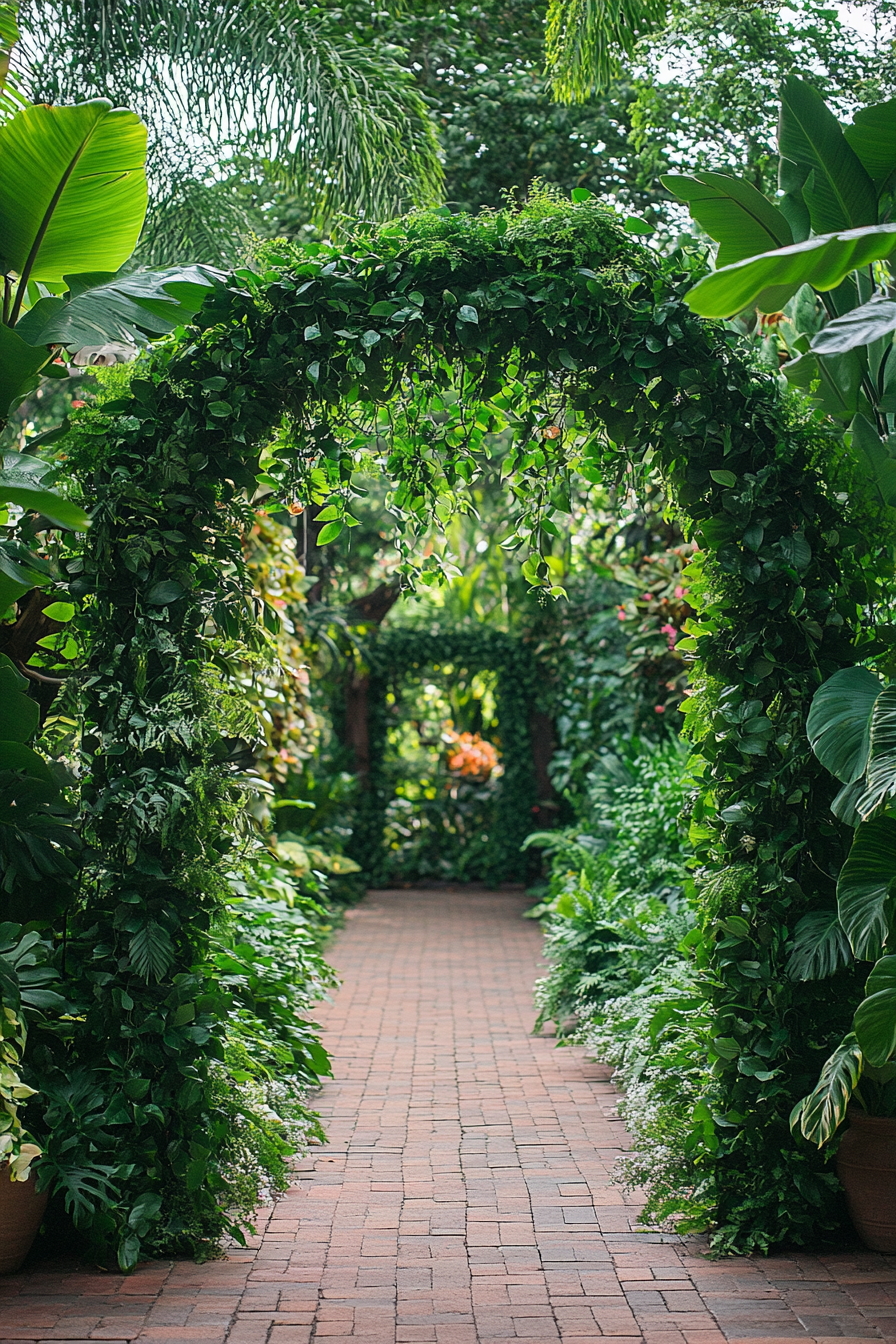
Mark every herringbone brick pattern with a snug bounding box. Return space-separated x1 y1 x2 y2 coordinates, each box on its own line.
1 886 894 1344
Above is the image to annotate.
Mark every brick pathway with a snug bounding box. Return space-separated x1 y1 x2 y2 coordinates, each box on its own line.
1 886 895 1344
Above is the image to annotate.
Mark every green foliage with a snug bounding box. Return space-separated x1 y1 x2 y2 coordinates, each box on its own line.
546 0 666 101
530 737 694 1033
360 627 539 885
52 188 885 1258
0 654 80 923
791 1032 864 1146
20 0 443 262
0 923 53 1179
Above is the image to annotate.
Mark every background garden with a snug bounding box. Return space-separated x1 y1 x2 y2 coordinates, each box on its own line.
2 0 896 1275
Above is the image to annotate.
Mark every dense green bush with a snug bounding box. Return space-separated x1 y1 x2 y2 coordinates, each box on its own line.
530 739 717 1230
530 738 695 1034
21 840 336 1266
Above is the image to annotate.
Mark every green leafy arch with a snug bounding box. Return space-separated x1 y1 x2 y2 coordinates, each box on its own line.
355 626 541 886
65 194 882 1259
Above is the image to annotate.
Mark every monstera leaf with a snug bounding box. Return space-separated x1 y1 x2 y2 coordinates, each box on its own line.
854 956 896 1068
790 1032 864 1146
836 816 896 961
806 665 882 784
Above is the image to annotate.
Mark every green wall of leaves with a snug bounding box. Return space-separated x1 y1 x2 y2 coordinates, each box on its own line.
354 626 539 885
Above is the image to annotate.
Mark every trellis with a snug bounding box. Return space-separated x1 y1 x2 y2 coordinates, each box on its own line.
62 195 885 1260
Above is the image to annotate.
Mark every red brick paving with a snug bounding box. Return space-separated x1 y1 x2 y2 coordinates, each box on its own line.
1 886 895 1344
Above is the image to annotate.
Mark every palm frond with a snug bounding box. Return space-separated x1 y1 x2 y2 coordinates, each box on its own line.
545 0 668 101
18 1 443 247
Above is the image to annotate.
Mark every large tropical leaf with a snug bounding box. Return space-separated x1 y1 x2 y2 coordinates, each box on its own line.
787 908 851 981
854 956 896 1068
778 76 877 234
832 777 867 828
836 816 896 961
0 653 37 743
15 265 224 351
661 172 792 267
858 683 896 820
0 99 147 294
848 413 896 513
811 296 896 357
0 0 16 96
781 347 866 424
790 1032 863 1146
0 537 51 611
844 97 896 187
0 321 49 420
0 740 58 802
685 223 896 319
0 452 89 530
806 665 882 784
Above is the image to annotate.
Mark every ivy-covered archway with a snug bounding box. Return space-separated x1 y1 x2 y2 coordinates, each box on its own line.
65 193 881 1260
351 626 541 885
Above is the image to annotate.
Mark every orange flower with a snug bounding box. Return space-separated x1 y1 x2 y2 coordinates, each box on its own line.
444 728 500 781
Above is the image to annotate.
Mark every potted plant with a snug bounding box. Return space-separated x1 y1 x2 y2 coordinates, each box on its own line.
790 667 896 1250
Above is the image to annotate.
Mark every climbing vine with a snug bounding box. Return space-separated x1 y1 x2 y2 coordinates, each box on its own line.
56 189 887 1258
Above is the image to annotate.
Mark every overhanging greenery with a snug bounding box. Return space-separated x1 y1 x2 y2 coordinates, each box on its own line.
60 191 888 1258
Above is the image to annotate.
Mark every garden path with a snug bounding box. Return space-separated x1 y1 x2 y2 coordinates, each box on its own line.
1 886 895 1344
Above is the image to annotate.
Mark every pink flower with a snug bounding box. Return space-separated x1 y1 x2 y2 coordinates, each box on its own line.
654 704 665 713
660 622 678 649
71 399 86 409
642 592 652 602
617 607 626 621
675 585 685 599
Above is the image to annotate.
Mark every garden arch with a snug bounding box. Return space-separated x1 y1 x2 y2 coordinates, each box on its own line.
69 195 879 1257
348 626 544 885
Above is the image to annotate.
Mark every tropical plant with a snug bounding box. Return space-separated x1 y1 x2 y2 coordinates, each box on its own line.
0 923 60 1180
790 665 896 1144
529 737 694 1033
545 0 667 102
0 10 223 622
664 77 896 482
15 0 443 265
0 653 80 923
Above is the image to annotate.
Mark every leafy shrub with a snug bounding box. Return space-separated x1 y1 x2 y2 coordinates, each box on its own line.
581 959 714 1230
532 737 714 1228
24 844 337 1266
530 737 695 1030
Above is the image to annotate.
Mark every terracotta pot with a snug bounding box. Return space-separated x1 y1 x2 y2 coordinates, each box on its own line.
0 1167 48 1273
837 1108 896 1253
